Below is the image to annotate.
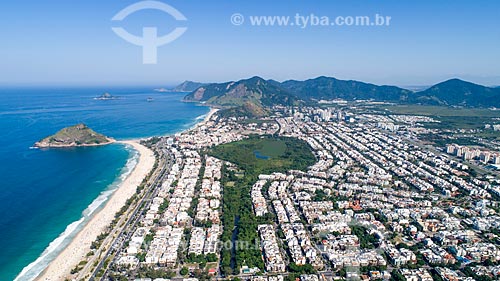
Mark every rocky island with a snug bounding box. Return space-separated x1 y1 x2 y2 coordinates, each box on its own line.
94 92 117 100
34 124 114 148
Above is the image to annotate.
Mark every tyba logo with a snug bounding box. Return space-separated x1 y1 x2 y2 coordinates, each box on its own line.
111 1 187 64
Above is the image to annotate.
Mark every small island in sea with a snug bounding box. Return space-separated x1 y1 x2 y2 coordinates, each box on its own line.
153 88 169 92
34 123 114 148
94 92 117 100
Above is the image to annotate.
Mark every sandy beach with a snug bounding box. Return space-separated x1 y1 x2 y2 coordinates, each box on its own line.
192 107 219 130
205 107 219 122
35 140 155 281
34 107 215 281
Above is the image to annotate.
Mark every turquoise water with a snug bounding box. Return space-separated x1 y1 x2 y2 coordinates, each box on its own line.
0 88 208 280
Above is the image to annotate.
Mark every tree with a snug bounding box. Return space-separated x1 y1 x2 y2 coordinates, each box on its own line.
288 263 316 274
390 269 405 281
180 267 189 276
206 253 218 262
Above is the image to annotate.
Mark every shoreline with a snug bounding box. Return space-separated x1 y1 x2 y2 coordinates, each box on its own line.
28 105 216 280
203 107 219 123
34 140 155 281
192 107 219 130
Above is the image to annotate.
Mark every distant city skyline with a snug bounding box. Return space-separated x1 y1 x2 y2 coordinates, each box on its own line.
0 0 499 87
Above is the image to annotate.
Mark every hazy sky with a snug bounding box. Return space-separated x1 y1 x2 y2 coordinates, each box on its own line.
1 0 499 87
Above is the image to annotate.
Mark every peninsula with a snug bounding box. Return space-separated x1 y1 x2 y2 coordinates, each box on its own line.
34 123 114 148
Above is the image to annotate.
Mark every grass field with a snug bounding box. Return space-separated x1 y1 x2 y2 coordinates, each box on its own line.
208 135 316 175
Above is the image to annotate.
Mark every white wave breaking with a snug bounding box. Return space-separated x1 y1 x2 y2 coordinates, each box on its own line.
181 112 209 132
14 147 139 281
195 113 207 120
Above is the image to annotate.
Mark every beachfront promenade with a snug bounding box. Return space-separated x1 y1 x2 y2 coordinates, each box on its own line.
82 139 174 280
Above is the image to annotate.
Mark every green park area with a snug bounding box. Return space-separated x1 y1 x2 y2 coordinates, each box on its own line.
207 135 316 277
209 135 316 175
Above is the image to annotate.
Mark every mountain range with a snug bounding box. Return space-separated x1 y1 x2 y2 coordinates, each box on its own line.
182 76 500 114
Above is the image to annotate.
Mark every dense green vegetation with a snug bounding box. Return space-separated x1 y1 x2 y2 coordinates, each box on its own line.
187 253 218 264
218 166 265 275
180 267 189 276
288 263 316 274
218 101 269 118
390 269 405 281
219 166 236 275
463 266 494 281
185 76 500 108
281 76 411 102
351 225 379 249
184 76 500 117
210 135 315 276
413 78 500 107
209 135 316 175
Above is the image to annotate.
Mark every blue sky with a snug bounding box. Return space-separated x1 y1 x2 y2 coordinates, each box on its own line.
0 0 499 87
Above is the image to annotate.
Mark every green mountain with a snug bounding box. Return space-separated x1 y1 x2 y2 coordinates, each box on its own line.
218 101 270 118
183 76 296 107
183 76 500 110
281 76 412 102
171 81 207 92
410 78 500 107
35 124 114 148
184 76 411 108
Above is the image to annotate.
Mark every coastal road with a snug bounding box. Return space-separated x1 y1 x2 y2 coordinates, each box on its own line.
79 139 172 280
98 142 175 280
94 142 173 280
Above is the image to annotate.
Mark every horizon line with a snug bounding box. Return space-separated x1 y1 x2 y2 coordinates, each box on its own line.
0 75 499 89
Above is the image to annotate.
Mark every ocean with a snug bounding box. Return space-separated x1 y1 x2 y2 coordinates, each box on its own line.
0 88 209 281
